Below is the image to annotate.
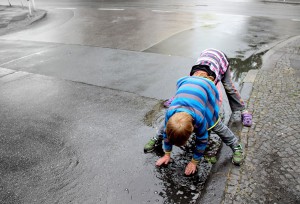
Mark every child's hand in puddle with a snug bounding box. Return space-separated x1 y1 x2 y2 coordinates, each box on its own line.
156 154 171 166
185 162 197 176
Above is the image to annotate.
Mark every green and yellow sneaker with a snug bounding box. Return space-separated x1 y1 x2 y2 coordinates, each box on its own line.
144 137 163 153
204 155 217 164
232 144 244 165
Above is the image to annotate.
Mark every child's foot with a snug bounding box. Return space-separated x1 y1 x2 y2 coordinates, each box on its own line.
144 137 163 153
163 97 175 108
204 155 217 164
232 144 244 165
242 112 252 127
230 111 241 123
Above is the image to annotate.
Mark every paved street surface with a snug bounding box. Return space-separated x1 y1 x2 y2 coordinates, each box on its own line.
0 1 300 204
0 68 161 203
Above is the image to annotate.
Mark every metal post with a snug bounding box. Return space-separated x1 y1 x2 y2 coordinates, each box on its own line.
31 0 36 11
27 0 32 16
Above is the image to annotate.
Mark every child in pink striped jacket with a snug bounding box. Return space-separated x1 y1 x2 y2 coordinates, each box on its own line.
165 48 252 127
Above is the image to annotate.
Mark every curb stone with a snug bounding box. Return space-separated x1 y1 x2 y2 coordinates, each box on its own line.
0 6 47 36
262 0 300 4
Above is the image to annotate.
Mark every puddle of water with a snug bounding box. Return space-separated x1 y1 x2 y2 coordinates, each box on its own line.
154 159 211 204
229 50 266 84
143 100 165 127
141 135 222 204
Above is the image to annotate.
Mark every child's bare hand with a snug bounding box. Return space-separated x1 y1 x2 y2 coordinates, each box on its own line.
185 162 197 175
156 154 171 166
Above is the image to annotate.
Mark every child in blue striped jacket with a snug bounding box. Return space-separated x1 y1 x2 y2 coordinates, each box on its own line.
155 75 243 176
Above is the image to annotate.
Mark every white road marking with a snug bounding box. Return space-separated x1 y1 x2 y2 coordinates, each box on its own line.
98 8 124 11
55 8 77 10
291 19 300 22
152 10 173 13
216 13 250 18
0 51 47 67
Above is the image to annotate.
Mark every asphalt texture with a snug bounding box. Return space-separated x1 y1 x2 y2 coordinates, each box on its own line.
1 3 300 204
0 69 156 203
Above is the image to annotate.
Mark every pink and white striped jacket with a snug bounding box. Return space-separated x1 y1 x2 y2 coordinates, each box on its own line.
195 48 229 84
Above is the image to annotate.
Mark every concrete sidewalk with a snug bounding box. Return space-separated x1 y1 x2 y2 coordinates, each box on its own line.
0 5 46 35
222 36 300 203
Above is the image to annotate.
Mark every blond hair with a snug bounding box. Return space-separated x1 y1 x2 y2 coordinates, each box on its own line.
193 70 215 81
166 112 194 146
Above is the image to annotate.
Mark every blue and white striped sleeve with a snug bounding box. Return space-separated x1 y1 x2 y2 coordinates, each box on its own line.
192 122 209 164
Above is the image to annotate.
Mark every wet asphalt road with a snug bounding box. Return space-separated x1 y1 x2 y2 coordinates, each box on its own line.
0 69 162 203
1 0 300 203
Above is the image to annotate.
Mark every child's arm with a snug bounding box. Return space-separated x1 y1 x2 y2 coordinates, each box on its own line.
184 130 208 175
156 132 172 166
192 130 209 163
185 131 209 175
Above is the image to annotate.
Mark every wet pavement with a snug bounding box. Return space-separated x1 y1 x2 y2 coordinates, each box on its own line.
1 1 300 204
0 70 160 203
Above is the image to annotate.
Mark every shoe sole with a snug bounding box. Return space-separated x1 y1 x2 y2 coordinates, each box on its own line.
144 148 155 153
232 159 244 166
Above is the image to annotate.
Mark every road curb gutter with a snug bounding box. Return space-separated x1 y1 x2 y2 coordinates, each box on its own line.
240 70 258 102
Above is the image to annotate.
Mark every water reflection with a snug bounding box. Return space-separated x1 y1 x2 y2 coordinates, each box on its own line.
229 50 266 82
